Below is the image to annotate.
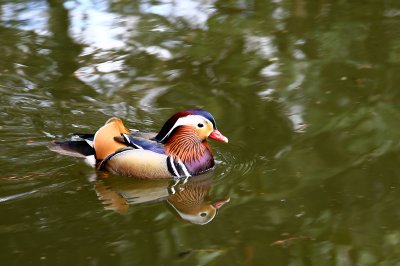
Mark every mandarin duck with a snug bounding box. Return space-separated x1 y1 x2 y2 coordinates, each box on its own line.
95 173 230 224
49 109 228 179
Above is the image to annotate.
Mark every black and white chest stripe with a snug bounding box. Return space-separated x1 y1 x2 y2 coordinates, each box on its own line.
166 156 191 178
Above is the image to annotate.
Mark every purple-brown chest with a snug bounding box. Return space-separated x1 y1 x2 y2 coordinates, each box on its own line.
184 147 215 175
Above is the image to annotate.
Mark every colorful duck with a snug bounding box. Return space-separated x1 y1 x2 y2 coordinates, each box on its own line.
49 109 228 179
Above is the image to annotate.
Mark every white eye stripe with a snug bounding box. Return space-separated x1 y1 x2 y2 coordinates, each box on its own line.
159 115 210 142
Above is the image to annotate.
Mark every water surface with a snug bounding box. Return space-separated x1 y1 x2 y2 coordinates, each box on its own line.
1 0 400 265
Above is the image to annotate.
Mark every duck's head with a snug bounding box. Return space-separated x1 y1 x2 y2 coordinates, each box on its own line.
154 109 228 144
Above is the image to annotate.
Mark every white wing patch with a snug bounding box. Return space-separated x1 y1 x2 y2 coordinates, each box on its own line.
84 139 94 148
122 133 143 149
84 155 96 167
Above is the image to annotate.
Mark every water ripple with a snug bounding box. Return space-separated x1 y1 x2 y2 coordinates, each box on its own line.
214 144 259 183
0 190 38 203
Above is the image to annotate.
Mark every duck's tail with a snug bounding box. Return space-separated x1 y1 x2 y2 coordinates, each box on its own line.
49 117 131 167
49 133 97 166
49 139 94 158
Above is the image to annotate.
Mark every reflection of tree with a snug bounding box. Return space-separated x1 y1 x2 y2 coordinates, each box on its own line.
46 0 94 100
47 0 81 76
2 0 400 264
70 1 400 263
218 1 400 264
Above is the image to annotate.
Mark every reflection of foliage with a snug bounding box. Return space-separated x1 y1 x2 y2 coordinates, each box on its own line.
2 0 400 265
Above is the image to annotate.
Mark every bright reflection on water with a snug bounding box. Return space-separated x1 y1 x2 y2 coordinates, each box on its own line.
2 0 400 265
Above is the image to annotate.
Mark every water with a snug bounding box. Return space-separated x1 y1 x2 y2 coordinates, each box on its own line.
1 0 400 265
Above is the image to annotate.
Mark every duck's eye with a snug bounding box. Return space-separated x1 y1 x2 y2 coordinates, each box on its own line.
200 212 207 217
197 123 204 128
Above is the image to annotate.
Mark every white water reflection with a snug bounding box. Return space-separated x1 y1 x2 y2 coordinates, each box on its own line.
1 0 217 50
68 0 139 50
245 35 277 59
1 1 48 34
260 63 281 77
142 46 172 60
141 0 216 29
288 104 306 133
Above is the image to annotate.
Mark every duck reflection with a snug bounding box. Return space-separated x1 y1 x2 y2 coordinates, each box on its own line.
94 172 229 225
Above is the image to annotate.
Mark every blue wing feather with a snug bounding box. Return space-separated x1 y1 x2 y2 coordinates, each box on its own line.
121 134 166 154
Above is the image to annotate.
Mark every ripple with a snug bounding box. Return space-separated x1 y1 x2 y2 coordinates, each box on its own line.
234 159 257 176
0 172 78 205
214 144 258 183
0 190 38 203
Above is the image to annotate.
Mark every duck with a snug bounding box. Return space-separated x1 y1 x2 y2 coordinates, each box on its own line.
49 109 228 179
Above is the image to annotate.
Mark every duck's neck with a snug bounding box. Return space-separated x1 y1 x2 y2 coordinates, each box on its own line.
165 128 214 174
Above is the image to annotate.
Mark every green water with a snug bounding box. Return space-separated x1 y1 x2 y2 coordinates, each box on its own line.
1 0 400 265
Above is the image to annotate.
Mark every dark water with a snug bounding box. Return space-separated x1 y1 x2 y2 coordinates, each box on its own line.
2 0 400 265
